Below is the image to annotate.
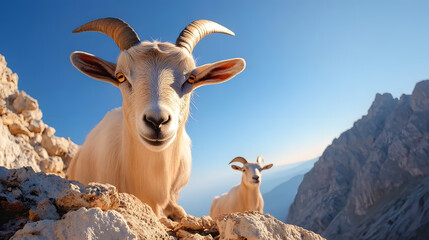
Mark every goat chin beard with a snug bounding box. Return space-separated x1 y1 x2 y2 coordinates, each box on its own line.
139 133 176 152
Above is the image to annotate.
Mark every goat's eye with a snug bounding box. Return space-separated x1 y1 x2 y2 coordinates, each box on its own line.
116 72 126 83
186 73 197 84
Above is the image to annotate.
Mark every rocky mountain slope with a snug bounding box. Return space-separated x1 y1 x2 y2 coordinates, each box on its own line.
0 53 325 239
287 80 429 239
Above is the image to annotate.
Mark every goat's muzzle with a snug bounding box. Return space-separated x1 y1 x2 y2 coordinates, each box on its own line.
252 176 260 184
138 107 176 150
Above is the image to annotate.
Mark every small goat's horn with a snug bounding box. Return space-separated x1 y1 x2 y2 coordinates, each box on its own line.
229 157 248 165
257 156 264 165
176 20 234 54
73 17 140 51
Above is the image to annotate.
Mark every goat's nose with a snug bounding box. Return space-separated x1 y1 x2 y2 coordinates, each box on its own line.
143 113 171 131
252 176 260 181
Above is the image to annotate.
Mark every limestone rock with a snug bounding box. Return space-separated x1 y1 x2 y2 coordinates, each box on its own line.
160 217 179 230
43 126 55 137
41 135 69 156
22 109 42 122
0 53 78 177
1 112 26 127
0 120 40 171
0 99 6 115
201 216 215 230
176 229 212 240
29 198 60 221
28 119 44 133
288 80 429 240
11 207 137 240
34 145 49 159
0 55 18 100
115 193 172 239
30 133 43 145
12 91 38 114
8 123 32 137
217 212 325 240
178 215 204 231
39 156 64 175
56 182 119 212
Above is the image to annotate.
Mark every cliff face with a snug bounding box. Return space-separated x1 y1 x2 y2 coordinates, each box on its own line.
287 80 429 239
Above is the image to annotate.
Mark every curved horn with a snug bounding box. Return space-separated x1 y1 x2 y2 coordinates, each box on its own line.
229 157 248 165
73 17 140 51
257 156 264 165
176 20 235 54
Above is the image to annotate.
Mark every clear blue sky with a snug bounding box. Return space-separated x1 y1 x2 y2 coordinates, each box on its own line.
1 1 428 214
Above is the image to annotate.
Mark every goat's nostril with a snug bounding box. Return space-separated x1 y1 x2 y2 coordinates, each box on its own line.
143 114 171 130
163 116 171 125
252 176 259 180
144 115 160 130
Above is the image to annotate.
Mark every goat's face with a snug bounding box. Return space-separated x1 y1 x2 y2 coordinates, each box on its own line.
71 45 245 151
231 156 273 187
115 42 195 150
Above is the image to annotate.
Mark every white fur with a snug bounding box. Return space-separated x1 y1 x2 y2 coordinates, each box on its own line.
209 156 273 219
68 39 245 220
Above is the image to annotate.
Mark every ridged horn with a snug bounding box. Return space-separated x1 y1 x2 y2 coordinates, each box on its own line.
72 17 140 51
229 157 248 165
176 20 235 54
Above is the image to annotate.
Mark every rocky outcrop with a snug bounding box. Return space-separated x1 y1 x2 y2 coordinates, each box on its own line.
0 54 77 177
287 80 429 239
216 212 325 240
0 166 324 239
0 166 172 239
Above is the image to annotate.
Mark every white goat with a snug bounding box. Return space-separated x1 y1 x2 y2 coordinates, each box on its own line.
66 18 245 220
209 156 273 219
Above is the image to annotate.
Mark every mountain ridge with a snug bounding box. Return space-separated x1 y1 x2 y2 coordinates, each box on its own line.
287 80 429 239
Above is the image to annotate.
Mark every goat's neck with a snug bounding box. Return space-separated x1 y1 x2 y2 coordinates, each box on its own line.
120 118 186 186
239 178 261 209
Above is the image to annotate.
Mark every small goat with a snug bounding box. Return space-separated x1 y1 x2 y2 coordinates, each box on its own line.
67 18 245 220
209 156 273 218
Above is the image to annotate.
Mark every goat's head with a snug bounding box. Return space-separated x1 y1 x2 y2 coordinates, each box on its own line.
70 18 245 151
230 156 273 186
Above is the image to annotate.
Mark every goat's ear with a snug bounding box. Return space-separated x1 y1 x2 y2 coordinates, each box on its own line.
231 165 244 172
70 51 119 87
262 164 273 171
192 58 245 89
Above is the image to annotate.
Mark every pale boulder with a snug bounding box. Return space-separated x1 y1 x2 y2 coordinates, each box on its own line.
12 91 38 113
1 111 26 126
115 193 173 240
11 207 137 240
43 126 56 136
22 109 42 122
8 122 32 137
39 156 64 174
216 212 326 240
41 134 69 156
28 119 45 133
56 182 120 212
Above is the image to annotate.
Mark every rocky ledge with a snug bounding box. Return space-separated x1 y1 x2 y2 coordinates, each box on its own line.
0 166 324 240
